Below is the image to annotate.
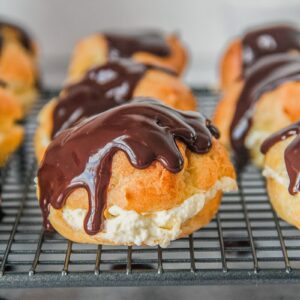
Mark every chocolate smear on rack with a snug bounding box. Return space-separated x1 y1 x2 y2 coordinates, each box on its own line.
38 99 219 235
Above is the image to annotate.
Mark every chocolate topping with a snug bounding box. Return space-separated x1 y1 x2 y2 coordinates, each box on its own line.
52 59 175 137
104 31 171 58
261 121 300 195
0 20 34 53
242 25 300 74
230 54 300 166
38 99 219 235
0 79 7 88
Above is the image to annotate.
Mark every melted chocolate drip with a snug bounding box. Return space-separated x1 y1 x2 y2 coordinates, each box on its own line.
38 99 219 235
0 79 7 88
0 20 33 53
230 54 300 166
242 25 300 73
104 31 170 58
52 59 175 137
261 121 300 195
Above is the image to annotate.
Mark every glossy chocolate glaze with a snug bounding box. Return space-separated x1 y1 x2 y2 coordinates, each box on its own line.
52 59 175 137
242 25 300 73
261 121 300 195
104 31 170 58
0 21 33 53
230 54 300 166
0 79 7 88
38 99 219 235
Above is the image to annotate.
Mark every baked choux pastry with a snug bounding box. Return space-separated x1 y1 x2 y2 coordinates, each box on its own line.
220 24 300 91
35 59 197 162
0 20 39 115
261 121 300 228
67 31 187 82
37 99 237 247
0 83 24 166
214 54 300 167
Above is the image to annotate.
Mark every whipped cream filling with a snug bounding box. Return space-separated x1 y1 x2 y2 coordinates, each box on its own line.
62 176 237 247
262 166 290 188
245 129 271 149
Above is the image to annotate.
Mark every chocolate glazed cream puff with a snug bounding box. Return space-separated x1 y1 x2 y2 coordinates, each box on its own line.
220 24 300 91
37 99 237 247
0 83 24 166
35 59 197 162
0 20 39 115
214 54 300 168
261 121 300 228
67 31 187 82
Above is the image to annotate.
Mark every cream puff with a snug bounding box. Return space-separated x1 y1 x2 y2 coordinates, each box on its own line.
0 83 24 166
0 19 39 115
37 99 237 247
35 59 197 162
214 53 300 167
220 24 300 91
67 31 187 82
261 121 300 228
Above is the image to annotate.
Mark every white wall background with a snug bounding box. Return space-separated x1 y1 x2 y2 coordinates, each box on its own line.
1 0 300 87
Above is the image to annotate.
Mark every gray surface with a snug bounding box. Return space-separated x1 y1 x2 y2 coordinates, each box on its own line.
0 285 300 300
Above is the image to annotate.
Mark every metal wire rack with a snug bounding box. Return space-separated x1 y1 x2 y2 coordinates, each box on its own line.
1 88 300 288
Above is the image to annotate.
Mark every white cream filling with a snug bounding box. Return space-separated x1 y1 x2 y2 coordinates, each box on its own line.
245 130 271 149
262 166 289 188
62 176 237 247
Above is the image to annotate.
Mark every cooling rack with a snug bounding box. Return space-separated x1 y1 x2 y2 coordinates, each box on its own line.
1 88 300 288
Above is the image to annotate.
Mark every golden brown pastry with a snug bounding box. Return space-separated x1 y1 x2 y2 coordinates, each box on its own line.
220 24 300 91
35 59 197 162
261 121 300 228
0 20 39 115
36 99 237 247
0 84 24 166
214 54 300 167
67 31 187 82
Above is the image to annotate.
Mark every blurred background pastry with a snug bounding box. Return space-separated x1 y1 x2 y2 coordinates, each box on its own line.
214 54 300 167
261 121 300 228
67 31 187 82
0 84 23 166
37 99 237 246
0 19 40 115
220 24 300 91
35 58 197 162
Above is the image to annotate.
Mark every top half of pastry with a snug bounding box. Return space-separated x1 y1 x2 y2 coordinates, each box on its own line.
0 19 39 87
0 86 24 167
261 121 300 228
0 19 40 115
220 24 300 91
214 53 300 168
35 59 197 163
67 31 188 82
37 99 236 246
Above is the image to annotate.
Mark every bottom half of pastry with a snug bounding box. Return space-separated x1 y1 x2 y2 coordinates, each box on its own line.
38 141 237 247
8 83 39 116
46 177 235 247
0 88 24 166
263 137 300 229
0 124 23 167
